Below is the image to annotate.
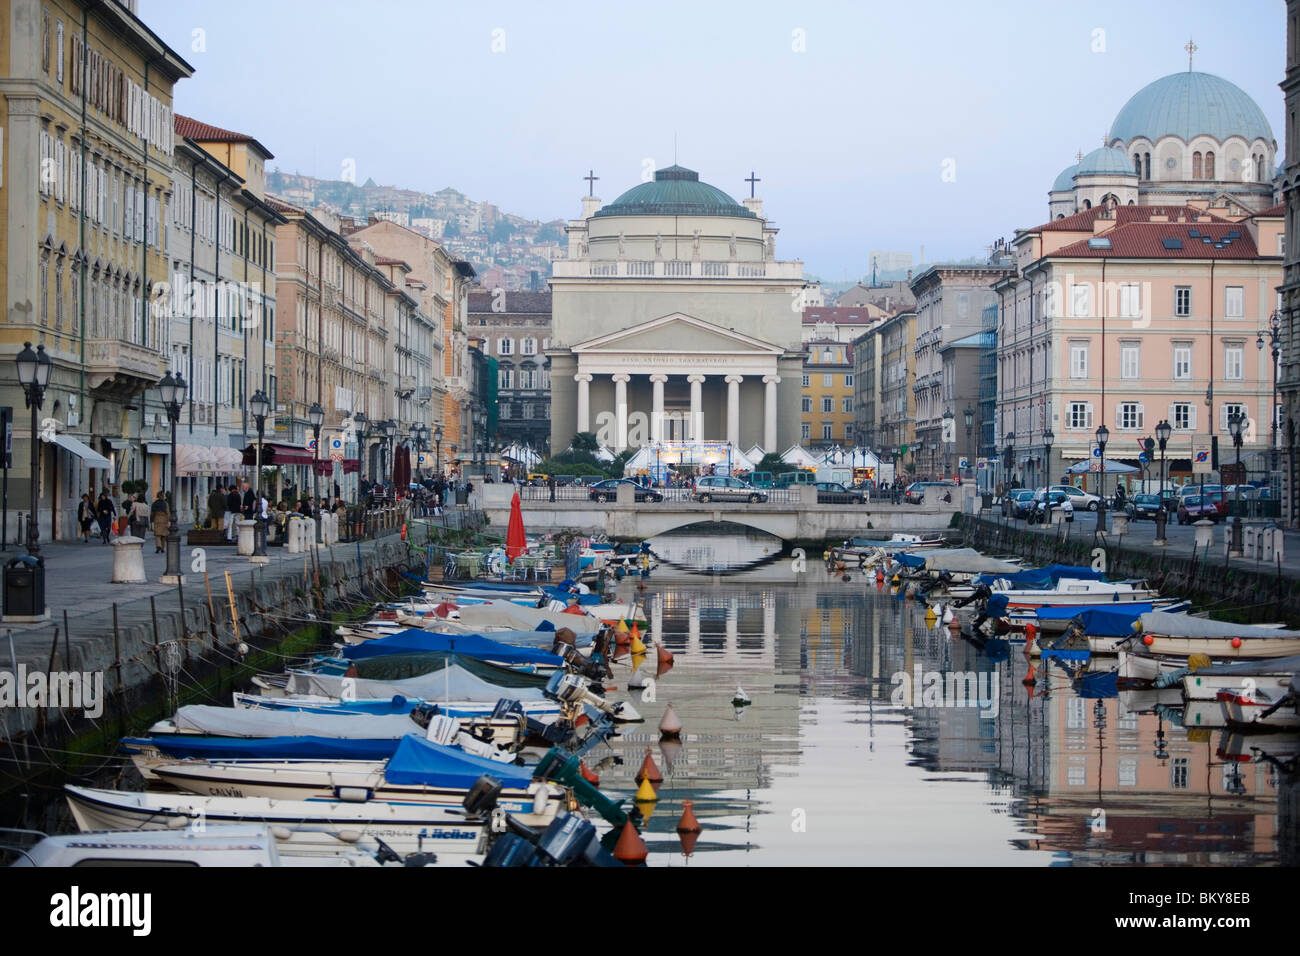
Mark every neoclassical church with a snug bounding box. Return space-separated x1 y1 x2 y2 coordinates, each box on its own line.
547 165 806 455
1048 66 1280 219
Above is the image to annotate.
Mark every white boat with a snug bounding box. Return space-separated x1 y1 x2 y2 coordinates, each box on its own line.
1216 688 1300 729
1181 657 1299 702
1135 612 1300 659
992 579 1160 611
1182 699 1229 729
64 785 487 860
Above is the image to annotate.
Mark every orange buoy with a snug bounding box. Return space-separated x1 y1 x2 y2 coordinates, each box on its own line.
1025 622 1037 643
635 747 664 785
1022 664 1036 687
401 523 407 540
677 799 702 834
678 829 700 857
612 821 648 864
631 621 642 642
656 644 674 666
579 760 600 785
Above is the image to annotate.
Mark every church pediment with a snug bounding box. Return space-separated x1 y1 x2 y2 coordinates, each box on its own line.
572 313 784 355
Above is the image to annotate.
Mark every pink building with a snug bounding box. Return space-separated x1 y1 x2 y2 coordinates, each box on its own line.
996 202 1284 489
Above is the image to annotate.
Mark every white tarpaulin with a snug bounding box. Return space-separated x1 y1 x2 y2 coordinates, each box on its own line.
457 599 602 634
284 663 548 703
172 704 426 739
1140 611 1300 640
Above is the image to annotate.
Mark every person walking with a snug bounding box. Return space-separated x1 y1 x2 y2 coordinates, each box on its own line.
129 494 150 538
241 479 255 521
95 490 116 543
208 484 226 533
77 493 94 543
226 484 242 542
150 490 169 553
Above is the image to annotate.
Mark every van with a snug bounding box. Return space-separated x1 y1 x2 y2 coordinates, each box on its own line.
774 471 816 487
749 471 775 488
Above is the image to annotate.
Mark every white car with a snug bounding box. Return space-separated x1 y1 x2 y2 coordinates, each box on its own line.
1048 484 1102 511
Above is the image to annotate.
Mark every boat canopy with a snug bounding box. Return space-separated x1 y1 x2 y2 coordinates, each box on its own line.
1181 654 1300 676
285 663 547 702
172 704 423 739
124 734 404 762
975 564 1108 589
383 734 534 790
920 551 1020 574
1034 603 1156 628
1138 611 1300 640
341 629 565 666
458 600 601 634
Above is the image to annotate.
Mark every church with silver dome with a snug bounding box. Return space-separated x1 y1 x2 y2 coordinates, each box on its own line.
1049 66 1280 219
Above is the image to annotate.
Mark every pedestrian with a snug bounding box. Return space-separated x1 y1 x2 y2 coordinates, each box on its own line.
130 493 150 538
78 493 94 543
95 490 116 543
150 490 169 553
208 483 226 533
226 484 242 542
241 479 255 521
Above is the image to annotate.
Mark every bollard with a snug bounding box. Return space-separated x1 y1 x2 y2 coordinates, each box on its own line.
236 519 256 556
110 535 147 584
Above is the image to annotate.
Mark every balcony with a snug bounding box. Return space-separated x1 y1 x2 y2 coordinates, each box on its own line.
551 259 803 280
87 339 164 394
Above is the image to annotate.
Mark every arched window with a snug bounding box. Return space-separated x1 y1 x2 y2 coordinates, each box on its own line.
1082 199 1092 209
1143 153 1151 180
1133 154 1142 175
1204 151 1215 179
1192 152 1202 179
1056 214 1065 220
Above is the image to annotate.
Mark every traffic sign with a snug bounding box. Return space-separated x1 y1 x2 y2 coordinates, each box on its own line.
1138 452 1149 463
959 457 969 469
329 436 345 462
1192 435 1212 475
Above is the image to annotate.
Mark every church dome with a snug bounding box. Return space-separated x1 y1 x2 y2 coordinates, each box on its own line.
1051 163 1079 192
594 165 757 219
1075 147 1137 177
1108 71 1274 144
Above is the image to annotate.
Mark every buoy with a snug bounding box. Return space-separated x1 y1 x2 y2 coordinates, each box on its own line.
579 760 600 785
924 607 937 623
658 738 682 771
659 704 682 740
656 654 675 678
617 619 630 634
1025 623 1037 645
732 685 752 707
1187 653 1212 672
630 622 642 642
400 523 407 540
656 644 673 666
876 569 884 583
1022 664 1036 686
1142 634 1154 646
635 796 657 823
635 776 659 802
612 821 648 864
677 799 702 834
635 747 664 785
1231 636 1242 649
630 634 648 655
842 573 851 583
678 829 700 857
942 607 955 625
628 670 647 689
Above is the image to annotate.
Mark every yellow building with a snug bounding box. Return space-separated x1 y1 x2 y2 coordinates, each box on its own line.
801 339 854 448
1 0 192 539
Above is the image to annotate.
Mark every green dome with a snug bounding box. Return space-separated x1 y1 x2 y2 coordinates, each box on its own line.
594 166 756 219
1051 163 1079 191
1109 71 1274 144
1076 146 1137 177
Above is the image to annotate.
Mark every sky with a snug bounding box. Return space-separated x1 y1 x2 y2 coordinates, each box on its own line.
142 0 1285 282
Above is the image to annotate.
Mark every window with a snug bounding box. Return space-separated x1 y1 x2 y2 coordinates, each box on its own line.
519 368 535 390
822 373 833 388
1067 402 1093 429
1070 283 1092 317
1120 344 1139 379
801 373 810 388
844 373 854 387
1221 402 1247 432
801 422 810 441
1119 283 1141 318
1192 151 1203 179
801 396 812 413
1225 345 1243 380
821 423 833 441
521 338 536 355
1205 151 1215 179
1172 402 1193 430
842 397 852 414
498 337 513 355
1224 286 1244 318
1070 343 1088 378
498 368 513 389
1118 758 1138 787
1173 345 1192 380
1171 757 1189 789
821 397 833 414
1118 402 1143 429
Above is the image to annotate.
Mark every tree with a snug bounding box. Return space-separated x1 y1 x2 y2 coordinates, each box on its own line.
571 431 599 454
757 452 796 475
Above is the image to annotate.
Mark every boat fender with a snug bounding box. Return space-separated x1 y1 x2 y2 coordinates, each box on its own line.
334 786 373 803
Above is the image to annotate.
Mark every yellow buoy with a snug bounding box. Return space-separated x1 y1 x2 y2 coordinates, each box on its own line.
630 634 647 655
617 619 630 634
635 777 659 802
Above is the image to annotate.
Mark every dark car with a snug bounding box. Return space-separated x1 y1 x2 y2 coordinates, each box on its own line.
814 481 868 504
1176 494 1219 524
904 480 958 504
587 479 663 503
1125 493 1163 520
1008 488 1037 518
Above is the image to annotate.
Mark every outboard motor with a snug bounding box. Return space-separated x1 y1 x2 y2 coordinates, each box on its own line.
952 583 991 609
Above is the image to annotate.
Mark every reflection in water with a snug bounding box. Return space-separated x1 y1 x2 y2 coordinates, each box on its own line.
647 523 785 573
603 547 1297 866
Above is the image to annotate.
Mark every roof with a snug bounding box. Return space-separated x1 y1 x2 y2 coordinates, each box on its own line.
801 307 879 324
1051 163 1079 192
594 165 756 219
1050 221 1262 259
1076 146 1136 177
174 114 273 159
1251 203 1285 218
1030 203 1232 234
945 330 996 350
468 290 553 314
1108 71 1274 145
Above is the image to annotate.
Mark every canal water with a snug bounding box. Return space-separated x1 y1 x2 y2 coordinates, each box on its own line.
600 527 1299 866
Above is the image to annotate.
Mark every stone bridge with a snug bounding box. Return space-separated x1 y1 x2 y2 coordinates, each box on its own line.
479 483 964 543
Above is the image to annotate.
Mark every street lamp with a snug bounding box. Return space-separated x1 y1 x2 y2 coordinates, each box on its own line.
158 371 187 581
942 409 954 478
353 411 368 506
1259 311 1282 480
964 406 974 481
308 401 324 542
1154 419 1171 545
433 424 443 477
1228 411 1244 556
1042 428 1054 522
1095 423 1109 532
249 389 271 560
1003 433 1015 491
15 342 52 560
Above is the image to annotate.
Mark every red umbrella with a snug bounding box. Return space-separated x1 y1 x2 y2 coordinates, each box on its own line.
505 491 527 562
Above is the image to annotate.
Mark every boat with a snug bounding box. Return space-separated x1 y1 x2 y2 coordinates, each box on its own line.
1013 600 1191 635
260 662 550 704
832 533 946 560
64 784 488 860
1135 611 1300 659
455 600 603 635
982 579 1160 615
1180 655 1300 702
1216 682 1300 730
339 629 567 675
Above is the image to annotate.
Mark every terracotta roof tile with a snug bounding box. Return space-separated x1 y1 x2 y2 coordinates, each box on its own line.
174 114 274 159
1051 221 1261 259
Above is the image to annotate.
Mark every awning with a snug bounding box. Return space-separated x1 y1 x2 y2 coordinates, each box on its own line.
175 445 247 477
243 442 314 467
145 442 171 455
106 438 129 450
42 432 112 469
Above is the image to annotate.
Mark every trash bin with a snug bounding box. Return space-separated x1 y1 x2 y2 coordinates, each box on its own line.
3 556 45 617
456 484 469 505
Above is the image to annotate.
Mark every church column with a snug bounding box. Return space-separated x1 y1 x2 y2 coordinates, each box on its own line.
688 374 706 439
763 374 780 452
613 373 630 451
650 374 668 442
725 375 743 448
574 373 592 433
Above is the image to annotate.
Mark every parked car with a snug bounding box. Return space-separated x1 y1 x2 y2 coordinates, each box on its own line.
1204 490 1228 516
1027 489 1073 524
692 476 768 503
814 481 868 505
1008 488 1038 518
588 478 663 503
1125 493 1164 521
1176 494 1220 524
904 481 957 504
1047 484 1102 511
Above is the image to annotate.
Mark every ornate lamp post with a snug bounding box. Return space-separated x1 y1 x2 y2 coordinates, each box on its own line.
964 406 974 481
1095 423 1109 533
942 408 954 478
1154 419 1171 545
308 401 324 542
353 411 368 506
433 424 443 477
158 371 188 581
15 343 52 559
1042 428 1054 522
249 389 271 560
1003 433 1015 490
1228 411 1244 557
1259 311 1282 485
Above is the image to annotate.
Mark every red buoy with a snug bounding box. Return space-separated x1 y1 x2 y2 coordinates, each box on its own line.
579 760 600 785
612 821 648 864
677 799 702 834
635 747 663 785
